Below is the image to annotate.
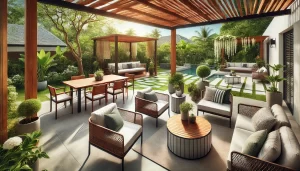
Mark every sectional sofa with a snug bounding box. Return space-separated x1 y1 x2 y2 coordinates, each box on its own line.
108 61 145 75
222 62 257 73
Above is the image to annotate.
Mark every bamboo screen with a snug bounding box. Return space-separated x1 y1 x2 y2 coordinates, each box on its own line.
131 43 137 60
96 40 111 60
146 41 155 59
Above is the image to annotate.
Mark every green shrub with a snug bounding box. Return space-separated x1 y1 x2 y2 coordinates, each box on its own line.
179 102 193 113
8 79 18 119
8 60 24 77
62 65 78 80
187 82 201 102
17 99 41 119
168 72 184 86
196 65 211 80
11 74 24 88
47 72 63 84
206 59 215 66
94 69 104 77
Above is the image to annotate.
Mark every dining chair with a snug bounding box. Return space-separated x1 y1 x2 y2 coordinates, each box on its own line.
124 73 134 98
71 75 85 96
107 80 125 103
48 85 73 119
85 84 108 112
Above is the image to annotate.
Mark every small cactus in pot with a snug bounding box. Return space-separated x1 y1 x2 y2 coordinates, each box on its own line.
189 113 196 123
94 69 104 81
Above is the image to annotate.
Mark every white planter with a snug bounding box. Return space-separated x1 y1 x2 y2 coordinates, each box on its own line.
181 112 189 121
266 91 282 107
197 80 209 91
176 90 182 97
17 117 40 135
168 83 175 94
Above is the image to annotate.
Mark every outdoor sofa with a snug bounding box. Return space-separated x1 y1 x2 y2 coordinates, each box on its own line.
228 104 300 171
222 62 256 73
108 61 145 75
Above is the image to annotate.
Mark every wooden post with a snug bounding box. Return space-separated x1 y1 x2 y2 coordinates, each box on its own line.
25 0 37 101
0 0 8 143
154 40 157 76
170 29 176 75
115 35 118 74
129 42 132 61
259 42 264 59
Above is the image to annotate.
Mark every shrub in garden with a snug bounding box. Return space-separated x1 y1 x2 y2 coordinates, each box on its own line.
47 72 62 84
206 59 215 66
7 79 18 136
11 74 24 88
62 65 79 80
17 99 41 123
196 65 211 81
188 82 201 102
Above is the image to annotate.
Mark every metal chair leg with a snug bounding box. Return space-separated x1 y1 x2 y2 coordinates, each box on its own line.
50 100 52 112
122 158 124 171
55 103 57 120
156 118 158 128
168 108 170 117
79 143 91 171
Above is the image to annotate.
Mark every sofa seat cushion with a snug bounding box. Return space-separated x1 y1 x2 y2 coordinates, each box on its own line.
276 126 300 170
118 68 145 74
91 103 118 127
227 128 253 170
225 67 252 71
235 114 255 132
144 100 169 115
53 94 72 103
197 99 231 117
118 121 142 152
271 104 291 129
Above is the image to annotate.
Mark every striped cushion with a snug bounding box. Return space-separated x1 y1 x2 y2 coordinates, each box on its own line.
213 89 226 104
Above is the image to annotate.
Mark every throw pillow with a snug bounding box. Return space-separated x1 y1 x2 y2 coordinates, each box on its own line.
227 63 231 67
104 112 124 131
136 63 140 67
271 104 291 129
242 64 247 68
122 64 128 69
132 63 136 68
136 87 152 99
258 130 281 162
203 86 216 101
242 129 268 156
144 91 158 102
127 63 132 69
217 88 231 104
252 108 276 131
212 89 226 104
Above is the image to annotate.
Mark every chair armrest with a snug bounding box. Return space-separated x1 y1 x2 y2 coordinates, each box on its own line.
89 118 124 158
238 103 262 118
118 108 143 127
155 92 169 102
135 97 158 114
231 151 295 171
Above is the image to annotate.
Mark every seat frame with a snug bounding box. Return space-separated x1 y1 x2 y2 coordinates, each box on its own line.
85 84 108 112
48 86 73 119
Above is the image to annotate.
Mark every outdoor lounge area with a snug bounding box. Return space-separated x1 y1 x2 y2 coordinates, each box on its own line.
1 0 300 171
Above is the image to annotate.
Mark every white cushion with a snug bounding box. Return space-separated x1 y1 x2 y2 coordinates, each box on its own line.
235 63 242 67
136 87 152 98
197 99 231 117
118 68 145 74
225 67 252 71
107 88 123 94
53 94 72 102
251 107 276 131
85 93 105 100
118 64 123 70
118 121 142 152
91 103 118 126
271 104 291 129
256 67 267 73
143 100 169 115
235 114 255 132
247 63 256 68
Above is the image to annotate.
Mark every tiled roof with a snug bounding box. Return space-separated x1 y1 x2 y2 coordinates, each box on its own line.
157 34 192 46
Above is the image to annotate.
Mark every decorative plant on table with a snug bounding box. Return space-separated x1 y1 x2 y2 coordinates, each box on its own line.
0 131 49 171
189 113 196 123
196 65 211 91
230 70 236 76
180 102 193 121
148 61 154 76
17 99 42 135
187 82 201 103
94 69 104 81
266 64 285 107
174 84 182 97
168 72 184 94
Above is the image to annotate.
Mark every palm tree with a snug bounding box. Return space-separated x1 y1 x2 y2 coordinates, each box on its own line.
149 28 161 38
125 28 136 36
192 26 213 42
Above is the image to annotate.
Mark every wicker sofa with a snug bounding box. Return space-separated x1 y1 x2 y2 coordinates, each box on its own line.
108 61 145 75
222 62 256 73
228 104 300 171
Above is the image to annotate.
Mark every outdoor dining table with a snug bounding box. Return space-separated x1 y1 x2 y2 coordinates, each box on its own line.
63 74 128 113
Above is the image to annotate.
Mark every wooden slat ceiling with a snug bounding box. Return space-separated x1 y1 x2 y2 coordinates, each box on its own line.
91 34 158 42
38 0 294 29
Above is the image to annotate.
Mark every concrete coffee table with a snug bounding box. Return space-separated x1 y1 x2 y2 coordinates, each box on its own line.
224 75 241 84
167 115 212 159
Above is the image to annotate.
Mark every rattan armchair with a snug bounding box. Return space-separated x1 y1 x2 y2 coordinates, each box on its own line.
85 106 143 171
135 91 170 127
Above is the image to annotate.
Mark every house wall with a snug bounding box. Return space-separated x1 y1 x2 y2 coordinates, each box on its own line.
263 1 300 124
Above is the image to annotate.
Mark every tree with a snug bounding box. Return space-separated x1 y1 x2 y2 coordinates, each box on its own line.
125 28 136 36
149 28 161 38
192 26 213 42
8 0 24 24
39 4 100 75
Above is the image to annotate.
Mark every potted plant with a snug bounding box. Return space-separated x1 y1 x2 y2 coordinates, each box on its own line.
206 59 215 69
266 64 285 107
168 72 184 94
16 99 41 135
196 65 211 91
187 82 201 102
230 70 236 76
94 69 104 81
148 61 154 76
189 113 196 123
0 131 49 170
180 102 193 121
174 84 182 97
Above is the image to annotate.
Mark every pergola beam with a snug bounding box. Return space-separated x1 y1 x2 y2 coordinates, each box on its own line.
170 29 176 75
178 0 211 21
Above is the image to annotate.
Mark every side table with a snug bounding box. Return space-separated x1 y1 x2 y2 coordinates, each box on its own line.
171 94 186 113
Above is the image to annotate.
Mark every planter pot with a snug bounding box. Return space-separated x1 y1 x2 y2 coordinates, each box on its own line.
176 90 182 97
181 112 189 121
266 91 282 107
149 69 154 76
17 117 40 135
189 115 196 123
30 160 39 171
37 81 47 91
95 76 103 81
168 83 175 94
197 80 209 91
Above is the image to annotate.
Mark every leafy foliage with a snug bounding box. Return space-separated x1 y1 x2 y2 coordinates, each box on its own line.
61 65 79 80
179 102 193 113
187 82 201 102
196 65 211 80
17 99 41 120
266 64 285 92
168 73 184 86
11 74 24 89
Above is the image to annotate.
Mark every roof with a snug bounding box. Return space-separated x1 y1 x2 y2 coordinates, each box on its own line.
92 34 157 42
8 24 66 47
39 0 294 29
158 34 192 46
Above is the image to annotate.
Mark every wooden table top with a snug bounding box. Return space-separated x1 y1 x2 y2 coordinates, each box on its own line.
63 75 127 89
167 115 211 139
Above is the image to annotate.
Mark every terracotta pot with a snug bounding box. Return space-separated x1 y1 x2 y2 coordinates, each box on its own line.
197 80 209 91
181 112 189 121
17 117 40 135
266 91 282 107
176 90 182 97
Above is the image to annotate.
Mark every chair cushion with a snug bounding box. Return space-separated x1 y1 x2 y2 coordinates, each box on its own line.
85 93 105 100
118 68 145 74
251 107 276 131
118 121 142 152
104 112 124 131
212 89 226 104
276 126 300 170
203 86 216 101
235 114 256 132
271 104 291 129
91 103 118 127
125 82 133 87
197 99 231 117
107 88 123 94
143 100 169 115
258 130 281 162
242 130 268 156
136 87 152 98
144 91 158 102
53 94 72 103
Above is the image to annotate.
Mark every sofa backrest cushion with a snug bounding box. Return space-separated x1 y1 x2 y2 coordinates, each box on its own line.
91 103 118 127
203 86 216 101
252 107 276 132
271 104 291 129
136 87 152 99
276 126 300 170
258 130 281 162
122 63 128 69
242 129 268 156
235 63 242 67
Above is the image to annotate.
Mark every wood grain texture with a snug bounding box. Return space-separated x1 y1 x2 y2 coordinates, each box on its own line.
170 29 176 75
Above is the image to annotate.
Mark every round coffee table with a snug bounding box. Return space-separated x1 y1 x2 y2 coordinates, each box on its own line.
171 94 186 113
167 115 212 159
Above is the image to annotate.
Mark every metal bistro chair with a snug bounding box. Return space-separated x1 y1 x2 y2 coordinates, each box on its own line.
124 73 135 98
107 80 125 104
85 84 108 112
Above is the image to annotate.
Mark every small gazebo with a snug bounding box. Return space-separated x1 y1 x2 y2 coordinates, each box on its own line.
92 34 158 75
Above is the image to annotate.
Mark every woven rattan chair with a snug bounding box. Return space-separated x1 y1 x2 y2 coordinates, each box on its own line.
48 85 73 119
124 73 134 98
107 80 125 103
85 84 107 112
84 103 143 171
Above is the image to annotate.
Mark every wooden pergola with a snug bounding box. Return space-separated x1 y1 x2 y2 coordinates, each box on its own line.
0 0 295 142
91 34 158 75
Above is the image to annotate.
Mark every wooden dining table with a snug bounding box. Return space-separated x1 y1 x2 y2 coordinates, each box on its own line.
63 75 128 113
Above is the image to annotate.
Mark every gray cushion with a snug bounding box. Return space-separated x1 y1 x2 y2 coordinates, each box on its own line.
197 99 231 117
252 108 276 131
85 93 105 100
203 86 216 101
271 104 291 129
136 87 152 98
276 126 300 170
132 63 136 68
258 130 281 162
235 114 256 132
144 91 158 102
118 121 142 152
91 103 118 126
122 64 128 69
127 63 132 69
242 130 268 156
104 112 124 131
